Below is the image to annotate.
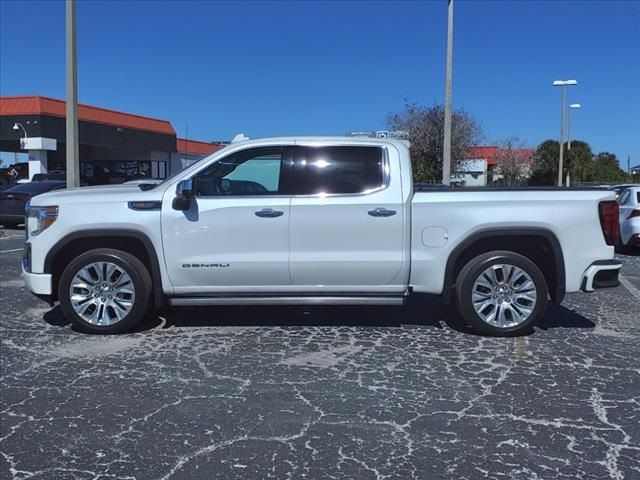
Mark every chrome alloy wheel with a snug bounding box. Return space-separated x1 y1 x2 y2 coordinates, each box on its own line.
69 262 135 326
471 263 537 328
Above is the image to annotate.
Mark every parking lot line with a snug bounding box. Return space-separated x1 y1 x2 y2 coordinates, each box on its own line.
619 275 640 302
0 248 22 253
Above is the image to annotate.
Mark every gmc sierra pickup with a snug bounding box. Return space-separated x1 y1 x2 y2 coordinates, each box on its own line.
22 136 622 336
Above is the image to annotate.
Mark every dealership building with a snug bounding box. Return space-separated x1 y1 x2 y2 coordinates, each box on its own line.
0 95 224 183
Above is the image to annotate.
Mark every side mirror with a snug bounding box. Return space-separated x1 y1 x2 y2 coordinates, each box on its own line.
172 179 194 211
176 179 194 198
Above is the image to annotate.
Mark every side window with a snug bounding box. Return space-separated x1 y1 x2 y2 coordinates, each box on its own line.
619 190 630 205
195 147 283 196
290 146 385 195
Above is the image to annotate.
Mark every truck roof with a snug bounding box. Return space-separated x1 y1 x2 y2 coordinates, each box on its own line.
230 135 411 149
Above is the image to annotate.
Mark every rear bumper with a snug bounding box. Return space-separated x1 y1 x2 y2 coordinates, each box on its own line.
581 260 622 292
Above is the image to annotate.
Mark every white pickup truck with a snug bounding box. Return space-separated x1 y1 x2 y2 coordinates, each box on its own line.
22 136 622 336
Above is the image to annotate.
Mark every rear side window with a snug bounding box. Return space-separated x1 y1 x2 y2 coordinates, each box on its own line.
637 192 640 203
288 146 385 195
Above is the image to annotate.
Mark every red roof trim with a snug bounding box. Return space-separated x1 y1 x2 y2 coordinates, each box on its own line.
466 145 534 166
0 95 175 135
176 138 224 155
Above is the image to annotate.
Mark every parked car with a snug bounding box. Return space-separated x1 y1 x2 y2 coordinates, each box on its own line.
617 186 640 248
22 137 621 336
610 184 640 197
0 181 66 228
31 171 67 182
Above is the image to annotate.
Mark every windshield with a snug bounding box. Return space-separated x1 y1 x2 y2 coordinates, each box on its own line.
140 148 229 190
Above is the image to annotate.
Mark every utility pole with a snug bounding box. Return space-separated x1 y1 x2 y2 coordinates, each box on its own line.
552 80 577 187
66 0 80 188
442 0 454 186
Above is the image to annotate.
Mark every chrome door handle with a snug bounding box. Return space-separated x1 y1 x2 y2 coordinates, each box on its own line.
368 208 396 217
255 208 284 218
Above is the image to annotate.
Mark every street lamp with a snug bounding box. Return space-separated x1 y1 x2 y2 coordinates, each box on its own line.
12 122 28 139
553 79 577 187
568 103 581 151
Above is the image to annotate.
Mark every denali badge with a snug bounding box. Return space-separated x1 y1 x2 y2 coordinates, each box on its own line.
182 263 230 268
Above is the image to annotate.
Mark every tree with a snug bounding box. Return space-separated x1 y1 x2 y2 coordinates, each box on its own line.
387 101 483 183
591 152 626 183
530 139 593 185
494 137 532 186
565 141 594 184
530 140 559 186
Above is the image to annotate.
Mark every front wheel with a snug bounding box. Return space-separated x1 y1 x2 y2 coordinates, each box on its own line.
455 251 549 336
59 248 152 334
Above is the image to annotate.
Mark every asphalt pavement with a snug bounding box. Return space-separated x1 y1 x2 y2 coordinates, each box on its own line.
1 227 639 480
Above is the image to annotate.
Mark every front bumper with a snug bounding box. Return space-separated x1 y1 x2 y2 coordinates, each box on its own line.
22 264 53 296
581 260 622 292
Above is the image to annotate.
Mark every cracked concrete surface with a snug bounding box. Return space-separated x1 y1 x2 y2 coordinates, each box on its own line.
1 237 639 479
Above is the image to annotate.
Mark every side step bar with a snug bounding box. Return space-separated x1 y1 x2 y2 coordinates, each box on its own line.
169 296 406 307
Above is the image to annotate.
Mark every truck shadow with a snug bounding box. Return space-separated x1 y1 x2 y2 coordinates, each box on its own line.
42 296 595 336
146 296 595 336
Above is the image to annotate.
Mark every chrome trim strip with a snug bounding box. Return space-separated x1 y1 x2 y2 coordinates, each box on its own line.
169 295 406 306
128 201 162 211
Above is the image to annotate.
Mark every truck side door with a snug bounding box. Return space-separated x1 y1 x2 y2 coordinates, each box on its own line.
162 146 292 293
288 144 406 292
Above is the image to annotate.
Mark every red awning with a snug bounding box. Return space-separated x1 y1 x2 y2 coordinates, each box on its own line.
0 95 175 135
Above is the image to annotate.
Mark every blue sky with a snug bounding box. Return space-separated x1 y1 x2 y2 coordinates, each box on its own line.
1 0 639 166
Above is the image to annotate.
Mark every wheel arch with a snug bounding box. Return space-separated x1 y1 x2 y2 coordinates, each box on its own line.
44 229 165 308
442 228 565 304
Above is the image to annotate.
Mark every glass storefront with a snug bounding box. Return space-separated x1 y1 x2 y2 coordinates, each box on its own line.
47 159 167 185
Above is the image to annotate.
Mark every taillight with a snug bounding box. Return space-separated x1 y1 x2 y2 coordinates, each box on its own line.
628 210 640 219
598 201 620 246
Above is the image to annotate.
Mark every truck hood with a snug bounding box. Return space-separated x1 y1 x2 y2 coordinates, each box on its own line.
30 183 165 206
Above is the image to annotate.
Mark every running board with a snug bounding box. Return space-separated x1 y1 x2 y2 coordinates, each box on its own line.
169 295 406 307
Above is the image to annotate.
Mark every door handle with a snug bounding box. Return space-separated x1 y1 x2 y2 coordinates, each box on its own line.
255 208 284 218
368 208 396 217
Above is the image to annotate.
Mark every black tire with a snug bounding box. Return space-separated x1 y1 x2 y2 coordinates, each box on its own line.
455 250 549 336
59 248 152 334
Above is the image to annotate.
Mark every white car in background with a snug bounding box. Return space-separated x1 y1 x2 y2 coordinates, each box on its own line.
617 186 640 248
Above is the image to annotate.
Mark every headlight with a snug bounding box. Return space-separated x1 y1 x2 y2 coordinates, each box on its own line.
25 205 58 236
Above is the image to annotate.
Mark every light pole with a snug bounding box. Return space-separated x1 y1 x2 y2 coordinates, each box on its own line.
66 0 80 188
553 79 577 187
567 103 581 151
566 103 581 187
442 0 454 185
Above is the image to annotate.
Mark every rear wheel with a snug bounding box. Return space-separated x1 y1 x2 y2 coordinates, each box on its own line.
59 248 152 334
455 250 548 336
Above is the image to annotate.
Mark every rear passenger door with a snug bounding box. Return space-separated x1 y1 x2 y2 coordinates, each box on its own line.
288 144 405 291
